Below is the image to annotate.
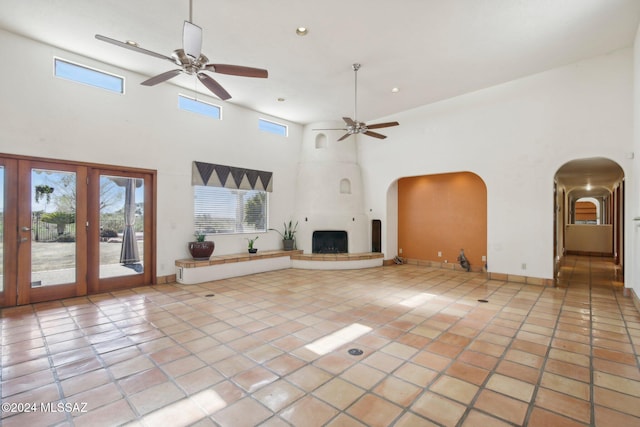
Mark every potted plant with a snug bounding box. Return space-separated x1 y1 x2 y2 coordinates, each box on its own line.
188 231 215 260
270 220 298 251
246 236 259 253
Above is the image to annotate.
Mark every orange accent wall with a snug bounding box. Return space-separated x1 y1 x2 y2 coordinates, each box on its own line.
398 172 487 269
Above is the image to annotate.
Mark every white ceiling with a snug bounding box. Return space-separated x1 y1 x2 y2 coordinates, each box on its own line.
0 0 637 193
556 157 625 199
1 0 639 126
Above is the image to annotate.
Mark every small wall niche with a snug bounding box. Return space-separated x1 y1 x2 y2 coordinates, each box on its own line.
340 178 351 194
315 133 327 149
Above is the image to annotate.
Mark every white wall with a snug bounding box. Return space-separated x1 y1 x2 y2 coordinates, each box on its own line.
565 225 613 253
1 28 637 284
0 30 303 278
632 25 640 295
359 48 634 280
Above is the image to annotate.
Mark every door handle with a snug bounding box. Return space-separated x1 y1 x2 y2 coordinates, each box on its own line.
21 226 31 232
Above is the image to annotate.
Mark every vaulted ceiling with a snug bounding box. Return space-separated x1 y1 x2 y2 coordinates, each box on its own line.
1 1 637 194
1 0 639 125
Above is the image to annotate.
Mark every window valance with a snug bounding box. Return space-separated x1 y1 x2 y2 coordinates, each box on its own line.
192 161 273 192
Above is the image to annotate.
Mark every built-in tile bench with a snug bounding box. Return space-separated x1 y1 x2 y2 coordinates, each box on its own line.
175 250 302 285
175 250 384 284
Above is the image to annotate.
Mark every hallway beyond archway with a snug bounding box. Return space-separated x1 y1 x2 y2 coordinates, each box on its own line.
554 157 625 284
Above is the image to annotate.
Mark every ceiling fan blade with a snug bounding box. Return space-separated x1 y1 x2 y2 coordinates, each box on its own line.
343 117 357 126
205 64 268 78
197 73 231 100
363 131 387 139
141 69 182 86
183 21 202 59
95 34 174 62
337 133 353 141
366 121 399 130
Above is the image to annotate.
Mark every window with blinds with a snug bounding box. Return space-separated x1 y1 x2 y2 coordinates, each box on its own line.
194 186 268 234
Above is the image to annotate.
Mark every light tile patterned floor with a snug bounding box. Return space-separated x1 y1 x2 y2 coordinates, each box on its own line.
1 255 639 426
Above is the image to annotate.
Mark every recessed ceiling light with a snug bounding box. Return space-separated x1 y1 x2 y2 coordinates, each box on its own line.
277 97 286 102
296 27 308 36
391 87 400 93
125 40 139 47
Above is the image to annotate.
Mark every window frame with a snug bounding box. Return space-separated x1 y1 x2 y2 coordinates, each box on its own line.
193 185 269 235
178 94 222 120
53 57 124 94
258 118 288 137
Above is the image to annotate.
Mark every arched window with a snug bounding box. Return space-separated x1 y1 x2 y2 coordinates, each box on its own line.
575 197 599 224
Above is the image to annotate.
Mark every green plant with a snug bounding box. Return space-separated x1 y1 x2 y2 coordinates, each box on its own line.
34 185 54 204
41 211 75 235
270 220 298 240
100 229 118 239
194 231 206 242
246 235 259 249
55 233 76 242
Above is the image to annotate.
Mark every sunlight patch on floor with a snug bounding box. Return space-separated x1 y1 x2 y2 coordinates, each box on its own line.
140 389 227 426
305 323 372 355
399 292 437 307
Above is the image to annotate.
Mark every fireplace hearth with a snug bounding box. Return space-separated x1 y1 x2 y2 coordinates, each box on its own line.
312 230 348 254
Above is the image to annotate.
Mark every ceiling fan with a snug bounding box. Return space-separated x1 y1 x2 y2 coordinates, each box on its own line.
314 63 399 141
95 0 268 100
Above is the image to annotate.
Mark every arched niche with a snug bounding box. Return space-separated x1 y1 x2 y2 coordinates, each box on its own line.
340 178 351 194
396 171 487 270
315 133 327 149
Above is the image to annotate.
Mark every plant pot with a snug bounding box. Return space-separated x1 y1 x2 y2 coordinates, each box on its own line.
248 248 258 254
188 241 215 260
283 239 295 251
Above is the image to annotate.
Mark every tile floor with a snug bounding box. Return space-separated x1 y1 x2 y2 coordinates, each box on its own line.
1 255 639 426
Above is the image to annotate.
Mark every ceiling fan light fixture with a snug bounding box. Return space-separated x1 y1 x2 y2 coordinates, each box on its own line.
296 27 308 36
95 6 269 102
312 63 399 141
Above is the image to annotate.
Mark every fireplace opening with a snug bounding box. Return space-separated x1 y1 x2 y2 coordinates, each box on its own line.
312 230 348 254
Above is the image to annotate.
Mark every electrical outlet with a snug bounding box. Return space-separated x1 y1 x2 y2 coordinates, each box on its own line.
437 251 442 257
482 255 487 262
521 263 527 270
399 248 403 254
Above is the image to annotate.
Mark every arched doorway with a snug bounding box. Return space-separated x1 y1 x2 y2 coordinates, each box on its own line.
554 157 625 280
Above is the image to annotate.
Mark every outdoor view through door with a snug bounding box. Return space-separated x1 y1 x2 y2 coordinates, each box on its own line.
0 166 4 294
99 175 144 278
31 168 78 287
0 155 155 307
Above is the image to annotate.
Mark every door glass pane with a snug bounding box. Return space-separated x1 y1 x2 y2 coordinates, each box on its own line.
0 166 4 292
31 168 76 287
99 175 144 278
